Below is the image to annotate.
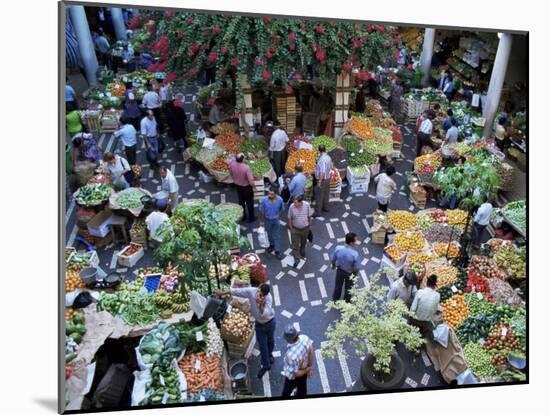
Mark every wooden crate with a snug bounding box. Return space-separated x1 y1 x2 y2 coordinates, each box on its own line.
253 180 265 201
372 230 386 245
226 331 256 359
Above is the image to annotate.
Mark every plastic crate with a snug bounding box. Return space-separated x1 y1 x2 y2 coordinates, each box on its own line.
117 243 144 268
349 181 369 194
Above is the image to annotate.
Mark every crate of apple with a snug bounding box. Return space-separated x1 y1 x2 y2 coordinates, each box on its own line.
483 323 522 366
467 256 506 280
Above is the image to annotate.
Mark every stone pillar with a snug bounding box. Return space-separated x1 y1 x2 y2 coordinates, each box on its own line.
483 33 513 138
420 28 436 86
69 5 99 84
334 72 351 138
110 7 127 41
238 74 254 136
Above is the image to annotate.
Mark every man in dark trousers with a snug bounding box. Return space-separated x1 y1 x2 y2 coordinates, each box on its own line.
229 153 257 223
331 232 360 302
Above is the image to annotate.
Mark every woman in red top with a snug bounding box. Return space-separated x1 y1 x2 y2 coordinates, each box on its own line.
495 222 514 241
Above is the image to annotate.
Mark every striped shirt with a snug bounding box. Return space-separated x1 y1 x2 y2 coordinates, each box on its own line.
288 201 313 229
315 153 332 180
283 334 313 380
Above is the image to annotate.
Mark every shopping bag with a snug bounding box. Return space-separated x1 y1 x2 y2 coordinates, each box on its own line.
257 226 270 248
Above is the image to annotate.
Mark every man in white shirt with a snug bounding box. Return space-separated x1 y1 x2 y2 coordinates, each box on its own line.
141 110 159 168
159 165 179 212
113 117 137 165
410 274 440 340
416 111 434 156
269 123 289 178
374 166 397 212
473 199 493 243
444 118 459 146
145 204 172 246
159 82 171 104
142 84 163 135
387 271 418 307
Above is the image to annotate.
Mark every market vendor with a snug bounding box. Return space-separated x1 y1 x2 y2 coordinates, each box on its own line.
417 110 435 156
409 274 440 340
113 117 137 165
269 122 289 178
142 84 163 134
208 99 224 126
495 222 514 241
494 117 508 151
71 130 101 166
66 104 83 136
145 204 172 245
158 165 179 212
473 198 493 244
387 271 418 308
216 284 276 379
102 152 131 190
314 144 332 215
121 43 136 72
442 109 454 132
444 118 459 146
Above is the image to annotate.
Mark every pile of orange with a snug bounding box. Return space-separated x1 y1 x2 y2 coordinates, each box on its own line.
285 149 317 174
443 294 469 328
350 117 374 140
66 270 86 292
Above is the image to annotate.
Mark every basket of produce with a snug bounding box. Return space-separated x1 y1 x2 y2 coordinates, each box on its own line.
216 133 243 154
446 209 468 228
349 117 374 140
494 245 526 280
110 187 152 217
384 244 406 267
482 323 524 366
442 294 469 328
241 139 268 159
425 260 458 288
220 306 253 345
348 149 378 168
407 250 437 265
363 138 393 156
178 353 223 394
246 158 273 179
424 223 461 244
388 210 417 231
117 243 145 268
395 230 426 252
311 136 337 153
285 148 317 174
216 203 244 223
433 241 461 258
211 122 238 136
501 200 526 234
74 183 113 208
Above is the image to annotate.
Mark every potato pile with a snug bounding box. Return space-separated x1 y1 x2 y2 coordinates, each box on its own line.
221 308 252 345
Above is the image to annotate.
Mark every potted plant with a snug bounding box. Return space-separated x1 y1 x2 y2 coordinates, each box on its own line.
321 270 424 390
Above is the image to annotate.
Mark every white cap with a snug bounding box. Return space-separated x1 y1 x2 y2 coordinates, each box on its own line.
128 92 135 100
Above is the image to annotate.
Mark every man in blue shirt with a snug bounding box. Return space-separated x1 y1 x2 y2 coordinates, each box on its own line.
259 190 285 259
331 232 360 303
113 117 138 165
288 164 307 208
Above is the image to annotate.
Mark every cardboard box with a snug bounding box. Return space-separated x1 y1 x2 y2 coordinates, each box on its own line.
372 230 386 245
87 209 113 238
117 243 144 267
349 181 369 194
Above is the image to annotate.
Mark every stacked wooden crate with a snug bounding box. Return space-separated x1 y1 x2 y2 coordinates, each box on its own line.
275 94 297 132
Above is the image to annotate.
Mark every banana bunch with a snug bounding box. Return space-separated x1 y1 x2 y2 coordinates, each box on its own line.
153 291 174 309
170 292 190 314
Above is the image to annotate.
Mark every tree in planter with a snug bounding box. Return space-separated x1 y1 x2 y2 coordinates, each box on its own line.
433 149 501 264
154 201 248 298
321 270 424 387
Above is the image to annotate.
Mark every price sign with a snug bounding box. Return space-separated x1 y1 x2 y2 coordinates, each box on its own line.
199 395 206 402
195 359 201 370
114 84 120 89
477 292 484 300
159 374 165 387
226 305 233 314
478 338 485 346
501 327 508 337
451 285 458 293
196 331 204 342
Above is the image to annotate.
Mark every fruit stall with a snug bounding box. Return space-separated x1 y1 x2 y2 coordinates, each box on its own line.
64 200 272 410
380 206 526 382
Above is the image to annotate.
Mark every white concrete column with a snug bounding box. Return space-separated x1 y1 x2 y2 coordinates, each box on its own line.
483 33 513 138
238 74 253 136
420 28 436 86
69 5 99 84
110 7 127 41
